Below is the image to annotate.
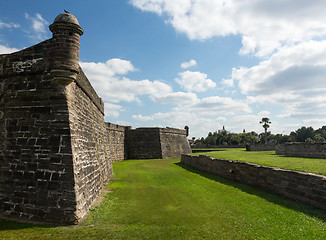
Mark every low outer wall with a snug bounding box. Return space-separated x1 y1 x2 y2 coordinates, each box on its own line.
276 143 326 158
181 155 326 211
246 144 276 151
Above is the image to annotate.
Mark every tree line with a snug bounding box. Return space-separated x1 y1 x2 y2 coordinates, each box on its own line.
193 125 326 147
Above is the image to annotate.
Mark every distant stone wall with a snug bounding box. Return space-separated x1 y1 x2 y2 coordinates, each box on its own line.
181 154 326 211
276 143 326 158
125 127 191 159
246 144 276 151
106 122 126 162
125 128 163 159
160 127 192 158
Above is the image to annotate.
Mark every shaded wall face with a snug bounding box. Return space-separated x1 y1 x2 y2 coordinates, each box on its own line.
65 79 113 221
125 129 162 159
0 51 77 223
160 130 192 158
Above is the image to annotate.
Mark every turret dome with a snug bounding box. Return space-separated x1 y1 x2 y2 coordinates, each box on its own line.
49 12 83 35
53 12 80 26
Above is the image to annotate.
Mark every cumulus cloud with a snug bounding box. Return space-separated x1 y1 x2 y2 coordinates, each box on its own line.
175 96 251 116
104 103 124 118
132 114 154 121
136 111 222 137
81 58 173 103
180 59 197 69
130 0 326 57
221 78 234 87
25 13 49 41
150 91 198 105
175 70 216 92
227 40 326 122
0 45 19 54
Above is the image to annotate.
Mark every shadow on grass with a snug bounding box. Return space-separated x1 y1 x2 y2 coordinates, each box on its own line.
175 162 326 223
0 218 51 230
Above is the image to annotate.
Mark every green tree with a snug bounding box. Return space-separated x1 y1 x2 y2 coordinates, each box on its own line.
295 126 314 142
260 117 271 144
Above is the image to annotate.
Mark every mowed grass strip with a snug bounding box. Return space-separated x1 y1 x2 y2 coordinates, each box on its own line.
193 148 326 176
1 158 326 239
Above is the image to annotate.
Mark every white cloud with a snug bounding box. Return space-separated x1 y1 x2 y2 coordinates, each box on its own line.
221 78 234 87
0 20 20 29
233 41 326 95
105 58 137 75
25 13 49 41
132 114 154 121
80 59 172 104
229 40 326 122
0 45 19 54
150 91 198 105
104 103 124 118
175 70 216 92
130 0 326 57
175 96 251 116
180 59 197 69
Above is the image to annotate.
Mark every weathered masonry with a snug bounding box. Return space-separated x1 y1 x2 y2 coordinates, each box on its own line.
125 127 192 159
181 154 326 211
0 12 191 224
276 143 326 158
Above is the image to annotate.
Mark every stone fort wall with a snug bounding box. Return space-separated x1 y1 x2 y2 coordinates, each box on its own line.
181 154 326 211
276 143 326 158
0 12 191 224
125 127 192 159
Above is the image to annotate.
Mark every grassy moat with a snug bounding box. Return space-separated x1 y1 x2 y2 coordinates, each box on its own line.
1 151 326 239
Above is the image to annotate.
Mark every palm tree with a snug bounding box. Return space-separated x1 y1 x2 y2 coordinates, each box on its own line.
260 117 271 144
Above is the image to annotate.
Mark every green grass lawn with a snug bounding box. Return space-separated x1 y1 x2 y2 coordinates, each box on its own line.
192 148 326 176
0 158 326 239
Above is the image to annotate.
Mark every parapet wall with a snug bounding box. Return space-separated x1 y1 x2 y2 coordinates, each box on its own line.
181 154 326 211
276 143 326 158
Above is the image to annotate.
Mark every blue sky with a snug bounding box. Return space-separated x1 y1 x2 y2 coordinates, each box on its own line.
2 0 326 138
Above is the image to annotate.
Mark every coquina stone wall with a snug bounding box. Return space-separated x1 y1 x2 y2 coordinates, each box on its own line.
181 154 326 211
0 12 115 224
276 143 326 158
125 127 191 159
65 69 112 221
0 12 192 224
160 127 192 158
106 123 126 162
